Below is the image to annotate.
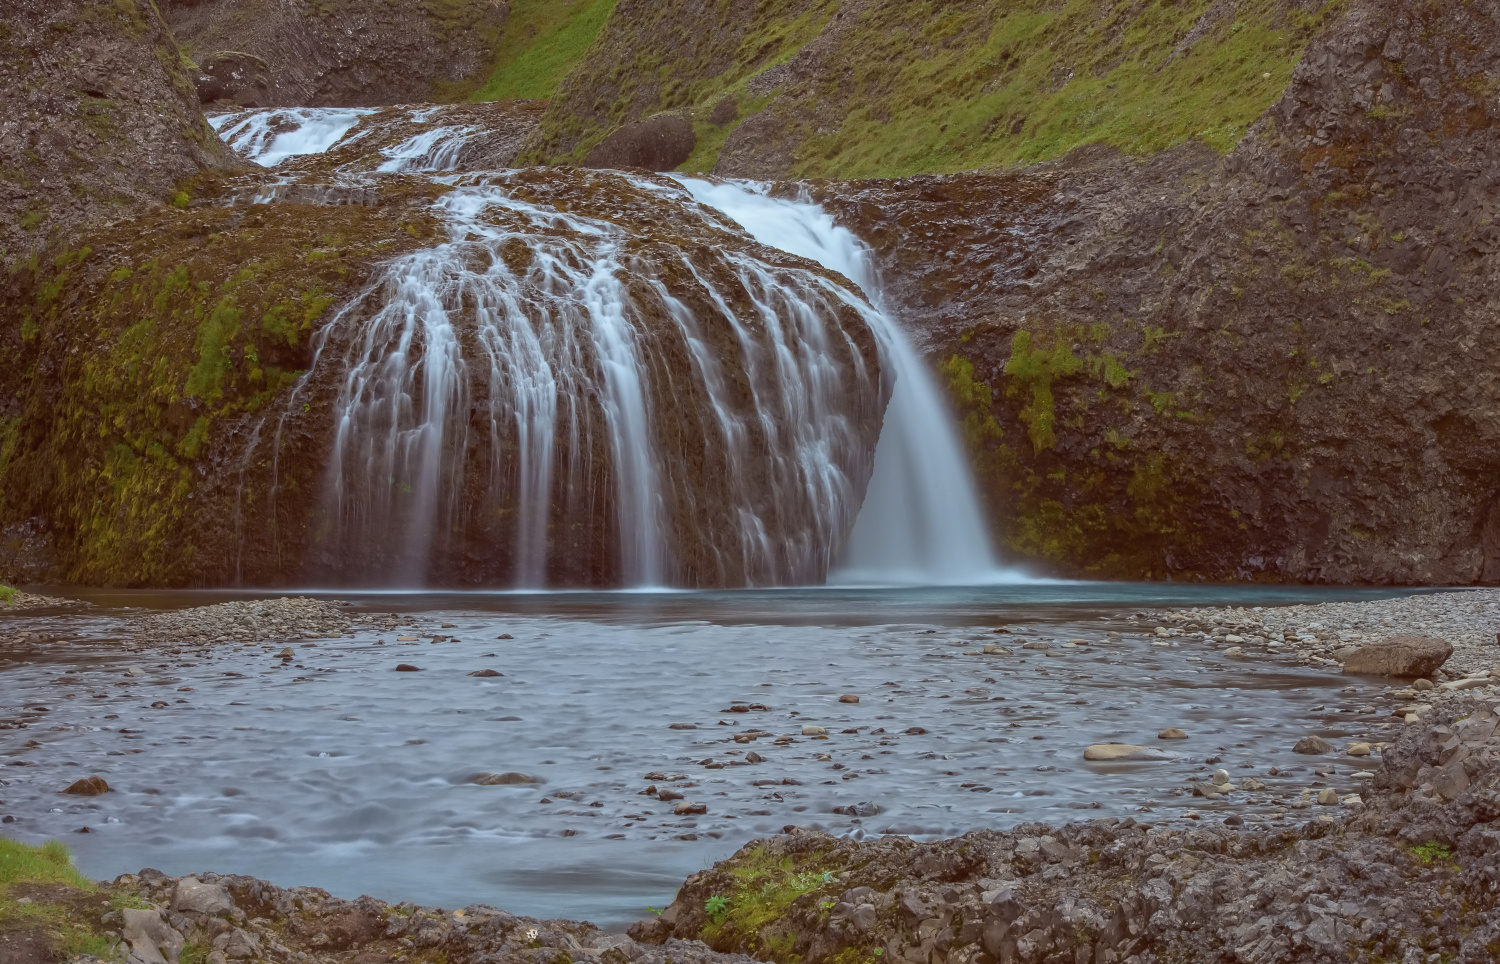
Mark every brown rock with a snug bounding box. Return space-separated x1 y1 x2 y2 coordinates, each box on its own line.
839 694 860 703
1342 637 1453 678
583 114 696 171
1293 736 1336 755
62 775 110 796
470 772 539 785
1158 728 1188 740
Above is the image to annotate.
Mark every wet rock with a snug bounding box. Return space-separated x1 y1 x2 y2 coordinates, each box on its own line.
674 800 707 815
1083 744 1175 761
63 775 110 795
802 725 828 737
466 669 503 677
839 694 859 703
395 664 421 672
1223 646 1246 660
1158 727 1188 739
745 751 765 763
1316 787 1339 805
1294 735 1336 755
1343 637 1453 678
658 788 684 802
470 772 539 785
831 801 880 816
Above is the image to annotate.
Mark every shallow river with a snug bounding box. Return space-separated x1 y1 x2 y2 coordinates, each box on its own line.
0 584 1428 926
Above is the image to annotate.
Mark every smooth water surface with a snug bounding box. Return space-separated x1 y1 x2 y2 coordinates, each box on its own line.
0 584 1426 926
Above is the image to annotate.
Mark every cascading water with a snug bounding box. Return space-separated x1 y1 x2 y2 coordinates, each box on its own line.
217 107 1021 587
675 179 1010 584
209 107 375 167
297 170 889 587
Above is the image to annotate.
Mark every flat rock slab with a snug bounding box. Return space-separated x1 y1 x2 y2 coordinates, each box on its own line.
1342 636 1452 678
1083 744 1176 761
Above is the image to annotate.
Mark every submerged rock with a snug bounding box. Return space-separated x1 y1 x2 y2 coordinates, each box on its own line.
62 775 110 796
1082 744 1175 762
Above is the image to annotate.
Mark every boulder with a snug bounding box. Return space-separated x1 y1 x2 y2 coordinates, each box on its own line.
193 51 271 107
122 908 184 964
1293 735 1336 755
583 114 696 171
1343 636 1453 678
63 775 110 795
172 877 234 917
471 772 539 785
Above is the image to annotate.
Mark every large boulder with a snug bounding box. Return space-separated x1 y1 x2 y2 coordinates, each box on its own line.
583 114 696 171
1343 636 1454 678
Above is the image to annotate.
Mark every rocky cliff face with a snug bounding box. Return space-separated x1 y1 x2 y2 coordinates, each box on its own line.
160 0 508 107
0 0 245 271
810 0 1500 584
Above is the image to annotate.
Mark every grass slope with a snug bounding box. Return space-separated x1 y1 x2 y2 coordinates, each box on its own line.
472 0 620 101
524 0 1348 176
0 838 136 961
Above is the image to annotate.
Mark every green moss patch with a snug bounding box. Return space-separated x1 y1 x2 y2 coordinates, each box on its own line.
0 838 134 961
473 0 619 101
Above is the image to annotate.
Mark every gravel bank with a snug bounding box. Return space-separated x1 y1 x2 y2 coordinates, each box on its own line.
129 597 419 646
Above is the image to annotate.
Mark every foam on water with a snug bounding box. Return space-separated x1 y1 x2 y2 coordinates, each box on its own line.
209 108 374 167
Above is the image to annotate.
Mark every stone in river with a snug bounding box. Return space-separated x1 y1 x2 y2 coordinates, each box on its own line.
471 772 539 785
982 643 1012 655
395 664 422 672
125 667 146 677
802 724 829 737
1316 788 1339 805
674 800 707 815
839 694 860 703
669 723 697 730
904 726 927 735
441 623 456 628
1342 636 1452 678
745 751 765 763
396 636 419 642
1224 647 1246 660
831 801 880 816
1346 742 1372 756
63 775 110 795
1412 678 1435 691
1083 744 1176 762
1293 736 1336 755
1158 728 1188 740
657 788 684 801
467 669 503 677
497 634 514 640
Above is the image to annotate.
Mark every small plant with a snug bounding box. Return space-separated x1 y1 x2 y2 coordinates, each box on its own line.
705 895 730 923
1410 841 1456 866
170 191 191 209
644 906 664 916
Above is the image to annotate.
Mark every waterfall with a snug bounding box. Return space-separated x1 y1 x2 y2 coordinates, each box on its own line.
214 107 1018 588
299 170 888 588
676 179 1008 585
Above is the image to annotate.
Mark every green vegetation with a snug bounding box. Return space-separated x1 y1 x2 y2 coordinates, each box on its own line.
0 838 127 961
1410 841 1458 868
698 846 838 960
0 584 15 604
529 0 1347 176
473 0 619 101
1003 330 1081 452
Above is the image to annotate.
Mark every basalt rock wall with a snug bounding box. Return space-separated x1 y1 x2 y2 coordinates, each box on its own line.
812 0 1500 584
0 0 245 271
159 0 508 107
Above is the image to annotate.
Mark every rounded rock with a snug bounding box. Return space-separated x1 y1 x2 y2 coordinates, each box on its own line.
1158 728 1188 740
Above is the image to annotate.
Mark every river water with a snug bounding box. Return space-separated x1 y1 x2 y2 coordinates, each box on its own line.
0 584 1422 926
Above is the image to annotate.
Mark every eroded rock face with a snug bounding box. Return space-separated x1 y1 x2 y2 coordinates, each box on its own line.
0 0 244 269
812 0 1500 584
160 0 508 107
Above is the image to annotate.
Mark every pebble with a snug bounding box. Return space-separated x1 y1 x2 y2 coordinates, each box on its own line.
1083 744 1176 762
471 772 538 785
802 724 829 737
395 664 422 672
839 694 860 703
1158 728 1188 740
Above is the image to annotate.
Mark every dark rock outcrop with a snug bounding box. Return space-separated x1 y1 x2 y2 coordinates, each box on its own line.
0 0 244 269
160 0 508 107
812 0 1500 584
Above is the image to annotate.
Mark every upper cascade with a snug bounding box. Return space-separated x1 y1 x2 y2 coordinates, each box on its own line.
215 106 1007 588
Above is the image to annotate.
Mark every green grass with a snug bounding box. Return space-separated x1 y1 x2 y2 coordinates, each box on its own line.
472 0 619 101
0 585 16 605
531 0 1347 176
0 839 93 890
